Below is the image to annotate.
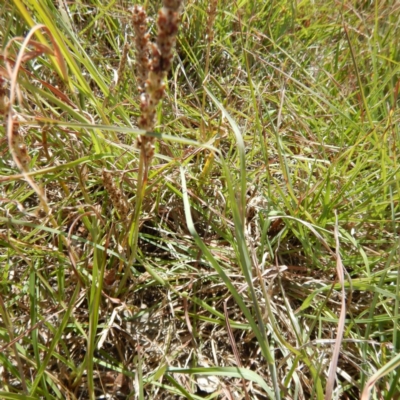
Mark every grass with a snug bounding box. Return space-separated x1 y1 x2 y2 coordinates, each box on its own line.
0 0 399 399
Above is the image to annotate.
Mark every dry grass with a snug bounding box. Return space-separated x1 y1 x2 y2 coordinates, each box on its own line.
1 1 400 399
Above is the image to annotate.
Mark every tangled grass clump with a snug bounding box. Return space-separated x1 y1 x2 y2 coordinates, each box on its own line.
1 1 400 399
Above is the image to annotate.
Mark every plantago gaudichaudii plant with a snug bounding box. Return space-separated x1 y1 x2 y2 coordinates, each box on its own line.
119 0 183 291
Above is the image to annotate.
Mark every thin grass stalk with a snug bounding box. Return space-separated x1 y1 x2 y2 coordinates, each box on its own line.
137 346 145 400
200 0 217 141
29 263 50 396
84 216 106 399
343 25 375 131
198 0 223 183
118 153 146 293
236 10 267 164
224 302 251 400
0 295 28 393
324 214 346 400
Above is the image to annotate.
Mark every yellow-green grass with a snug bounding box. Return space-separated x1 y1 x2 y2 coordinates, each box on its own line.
0 1 399 399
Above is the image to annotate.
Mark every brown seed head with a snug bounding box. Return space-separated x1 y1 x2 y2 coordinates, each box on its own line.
102 170 129 220
132 5 150 94
133 0 183 165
